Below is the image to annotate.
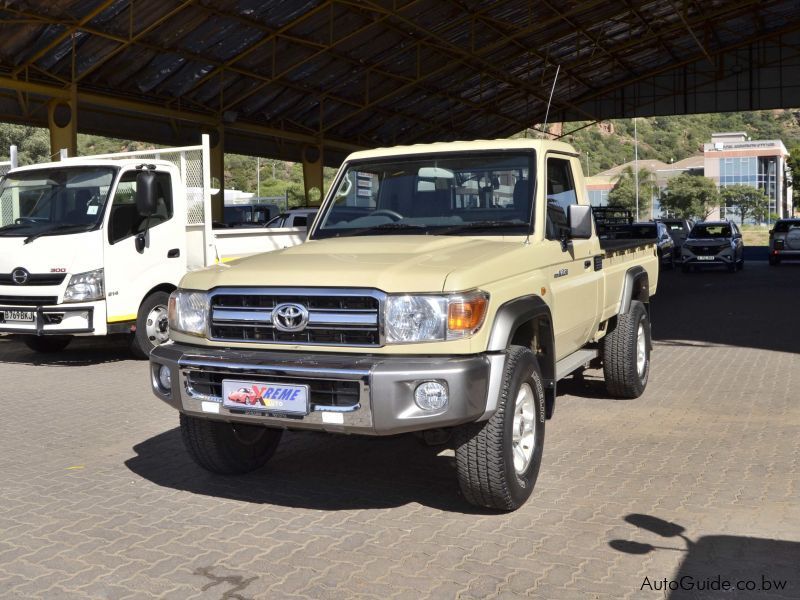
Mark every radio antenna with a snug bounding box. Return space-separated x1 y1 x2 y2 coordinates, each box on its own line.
540 64 560 139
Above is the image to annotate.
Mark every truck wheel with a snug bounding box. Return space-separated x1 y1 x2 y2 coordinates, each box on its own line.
180 414 283 474
129 291 171 359
602 300 650 399
454 345 545 511
22 335 71 353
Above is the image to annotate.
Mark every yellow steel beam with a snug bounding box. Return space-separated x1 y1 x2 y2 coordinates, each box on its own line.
0 75 363 153
12 0 119 76
75 0 197 83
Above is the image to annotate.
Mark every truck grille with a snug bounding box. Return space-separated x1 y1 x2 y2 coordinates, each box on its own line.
208 288 383 347
0 273 66 286
0 295 58 306
186 371 360 409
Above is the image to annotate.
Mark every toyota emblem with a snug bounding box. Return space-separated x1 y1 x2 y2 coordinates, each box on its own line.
272 302 309 332
11 267 30 285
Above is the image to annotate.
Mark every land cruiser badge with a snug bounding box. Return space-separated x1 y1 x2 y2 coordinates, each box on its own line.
554 268 569 278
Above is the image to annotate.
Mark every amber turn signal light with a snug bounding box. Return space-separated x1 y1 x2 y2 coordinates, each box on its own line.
448 294 488 333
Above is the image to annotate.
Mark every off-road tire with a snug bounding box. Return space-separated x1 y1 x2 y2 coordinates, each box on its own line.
180 414 283 474
129 291 170 359
602 300 651 399
22 335 71 353
454 345 546 511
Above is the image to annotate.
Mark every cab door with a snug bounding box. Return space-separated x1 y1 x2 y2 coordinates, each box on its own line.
103 169 186 324
540 155 602 357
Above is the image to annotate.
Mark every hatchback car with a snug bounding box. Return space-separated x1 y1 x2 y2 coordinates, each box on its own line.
768 218 800 265
681 220 744 272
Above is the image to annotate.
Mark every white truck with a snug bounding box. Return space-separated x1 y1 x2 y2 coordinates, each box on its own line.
0 137 305 357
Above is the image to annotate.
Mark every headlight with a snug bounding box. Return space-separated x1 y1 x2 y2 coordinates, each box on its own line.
385 290 488 343
63 268 104 302
168 289 208 337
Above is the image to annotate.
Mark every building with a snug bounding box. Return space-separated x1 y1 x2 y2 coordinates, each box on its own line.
585 131 793 223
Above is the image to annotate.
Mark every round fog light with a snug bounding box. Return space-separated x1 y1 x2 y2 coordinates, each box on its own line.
158 365 172 391
414 381 448 411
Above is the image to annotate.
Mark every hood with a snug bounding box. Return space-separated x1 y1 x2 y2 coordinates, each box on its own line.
0 230 103 278
183 235 526 293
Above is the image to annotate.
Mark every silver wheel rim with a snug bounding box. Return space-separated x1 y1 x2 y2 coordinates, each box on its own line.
636 322 647 378
512 383 536 474
145 304 169 346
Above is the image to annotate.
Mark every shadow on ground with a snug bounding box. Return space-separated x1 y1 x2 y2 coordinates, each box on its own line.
125 426 492 513
0 335 131 366
609 514 799 598
650 246 800 354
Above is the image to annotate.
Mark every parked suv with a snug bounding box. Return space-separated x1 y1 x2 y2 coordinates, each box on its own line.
618 222 675 269
768 218 800 265
660 218 693 257
681 220 744 272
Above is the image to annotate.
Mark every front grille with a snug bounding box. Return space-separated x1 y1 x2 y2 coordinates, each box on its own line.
0 295 58 306
186 371 360 409
690 244 726 256
209 289 382 346
0 273 66 286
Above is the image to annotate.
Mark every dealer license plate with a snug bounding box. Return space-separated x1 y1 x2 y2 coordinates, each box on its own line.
0 310 35 323
221 379 309 415
696 256 715 261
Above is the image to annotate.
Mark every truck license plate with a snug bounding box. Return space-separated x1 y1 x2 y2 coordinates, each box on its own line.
0 310 35 323
696 256 715 261
222 379 309 415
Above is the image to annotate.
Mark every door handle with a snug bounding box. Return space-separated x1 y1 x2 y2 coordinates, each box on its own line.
584 260 591 269
167 248 180 258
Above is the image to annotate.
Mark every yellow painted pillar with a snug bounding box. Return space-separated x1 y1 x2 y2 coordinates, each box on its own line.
302 144 324 206
47 86 77 160
210 125 225 223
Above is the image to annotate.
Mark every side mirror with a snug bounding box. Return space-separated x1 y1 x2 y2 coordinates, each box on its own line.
769 229 774 235
135 170 158 217
568 204 593 239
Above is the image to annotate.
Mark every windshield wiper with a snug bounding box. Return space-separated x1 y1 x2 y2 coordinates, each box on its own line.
342 222 427 236
23 223 95 245
0 223 34 235
437 220 529 235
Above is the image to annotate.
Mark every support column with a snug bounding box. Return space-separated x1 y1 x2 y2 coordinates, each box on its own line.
209 125 225 223
47 85 77 160
302 144 324 206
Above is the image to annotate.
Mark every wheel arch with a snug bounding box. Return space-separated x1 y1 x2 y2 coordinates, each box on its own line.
487 295 556 419
618 266 650 315
140 283 177 308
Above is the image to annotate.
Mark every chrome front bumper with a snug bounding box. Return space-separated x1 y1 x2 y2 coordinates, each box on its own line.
150 342 505 435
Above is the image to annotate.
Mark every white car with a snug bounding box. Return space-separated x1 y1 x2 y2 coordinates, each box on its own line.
266 208 318 229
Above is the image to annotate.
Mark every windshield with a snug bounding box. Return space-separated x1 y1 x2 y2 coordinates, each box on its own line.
312 152 534 238
0 167 116 237
774 220 800 233
689 223 731 239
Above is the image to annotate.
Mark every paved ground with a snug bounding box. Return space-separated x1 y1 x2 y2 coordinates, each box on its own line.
1 252 799 600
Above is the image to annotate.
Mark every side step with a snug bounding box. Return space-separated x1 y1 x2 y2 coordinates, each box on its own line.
555 348 599 381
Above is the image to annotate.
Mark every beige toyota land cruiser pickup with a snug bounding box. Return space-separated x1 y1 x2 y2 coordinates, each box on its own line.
148 139 658 511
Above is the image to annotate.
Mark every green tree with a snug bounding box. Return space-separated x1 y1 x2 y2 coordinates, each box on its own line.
0 123 50 164
607 166 655 218
719 184 769 223
788 145 800 216
660 174 720 219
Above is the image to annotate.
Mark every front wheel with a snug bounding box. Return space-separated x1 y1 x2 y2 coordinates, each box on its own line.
129 291 171 359
454 345 546 511
180 414 283 474
602 300 651 398
22 335 72 353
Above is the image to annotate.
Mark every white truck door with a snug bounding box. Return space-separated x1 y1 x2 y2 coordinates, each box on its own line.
542 155 601 357
104 169 186 325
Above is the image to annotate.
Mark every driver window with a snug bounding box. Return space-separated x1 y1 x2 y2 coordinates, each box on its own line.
546 157 577 240
108 171 173 245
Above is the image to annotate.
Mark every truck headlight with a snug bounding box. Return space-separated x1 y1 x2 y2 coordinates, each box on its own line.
385 290 488 343
63 268 104 302
168 289 208 337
